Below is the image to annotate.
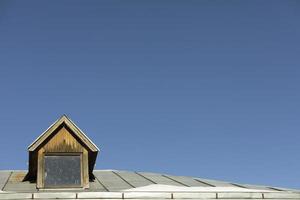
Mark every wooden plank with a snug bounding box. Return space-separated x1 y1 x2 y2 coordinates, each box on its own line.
37 148 44 188
43 127 84 153
82 149 89 189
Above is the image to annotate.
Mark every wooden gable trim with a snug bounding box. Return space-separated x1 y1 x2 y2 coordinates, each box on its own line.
28 115 99 152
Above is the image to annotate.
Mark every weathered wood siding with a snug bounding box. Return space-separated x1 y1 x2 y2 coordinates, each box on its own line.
41 127 84 152
37 126 89 189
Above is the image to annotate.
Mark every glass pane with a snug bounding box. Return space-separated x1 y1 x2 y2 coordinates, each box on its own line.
44 155 81 187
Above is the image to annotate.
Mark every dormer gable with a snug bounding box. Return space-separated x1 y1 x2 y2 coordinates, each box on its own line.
26 115 99 189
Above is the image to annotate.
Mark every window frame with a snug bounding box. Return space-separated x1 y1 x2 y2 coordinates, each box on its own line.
42 152 83 188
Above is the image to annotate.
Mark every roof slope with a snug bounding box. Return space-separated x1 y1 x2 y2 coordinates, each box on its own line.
28 115 99 152
0 170 299 199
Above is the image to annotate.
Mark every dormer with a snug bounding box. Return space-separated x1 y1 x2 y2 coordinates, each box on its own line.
26 115 99 189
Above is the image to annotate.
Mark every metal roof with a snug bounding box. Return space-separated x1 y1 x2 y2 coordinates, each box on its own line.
0 170 299 199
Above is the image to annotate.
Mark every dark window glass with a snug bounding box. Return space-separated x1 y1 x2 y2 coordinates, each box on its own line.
44 155 81 187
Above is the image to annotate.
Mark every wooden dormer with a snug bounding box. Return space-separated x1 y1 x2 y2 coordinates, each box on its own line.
26 115 99 189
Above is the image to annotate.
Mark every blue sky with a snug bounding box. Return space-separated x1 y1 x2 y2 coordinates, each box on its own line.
0 1 300 189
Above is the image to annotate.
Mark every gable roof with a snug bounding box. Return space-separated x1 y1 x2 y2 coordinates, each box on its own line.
28 115 99 152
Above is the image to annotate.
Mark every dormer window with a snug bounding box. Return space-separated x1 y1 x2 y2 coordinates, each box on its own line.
44 154 82 188
26 115 99 189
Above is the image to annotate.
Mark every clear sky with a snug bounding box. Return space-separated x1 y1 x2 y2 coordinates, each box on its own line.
0 0 299 189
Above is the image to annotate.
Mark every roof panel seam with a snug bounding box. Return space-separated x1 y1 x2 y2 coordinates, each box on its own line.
112 171 135 188
1 171 12 191
193 178 216 187
134 172 157 184
230 183 248 188
268 187 284 191
161 175 190 187
93 175 109 192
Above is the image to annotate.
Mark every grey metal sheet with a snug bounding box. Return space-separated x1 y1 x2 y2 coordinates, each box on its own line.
164 175 210 187
138 172 184 186
93 170 133 191
3 182 37 192
195 178 237 187
265 186 300 192
0 171 11 190
3 171 37 192
88 178 107 192
239 184 278 191
1 170 298 194
114 171 154 188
